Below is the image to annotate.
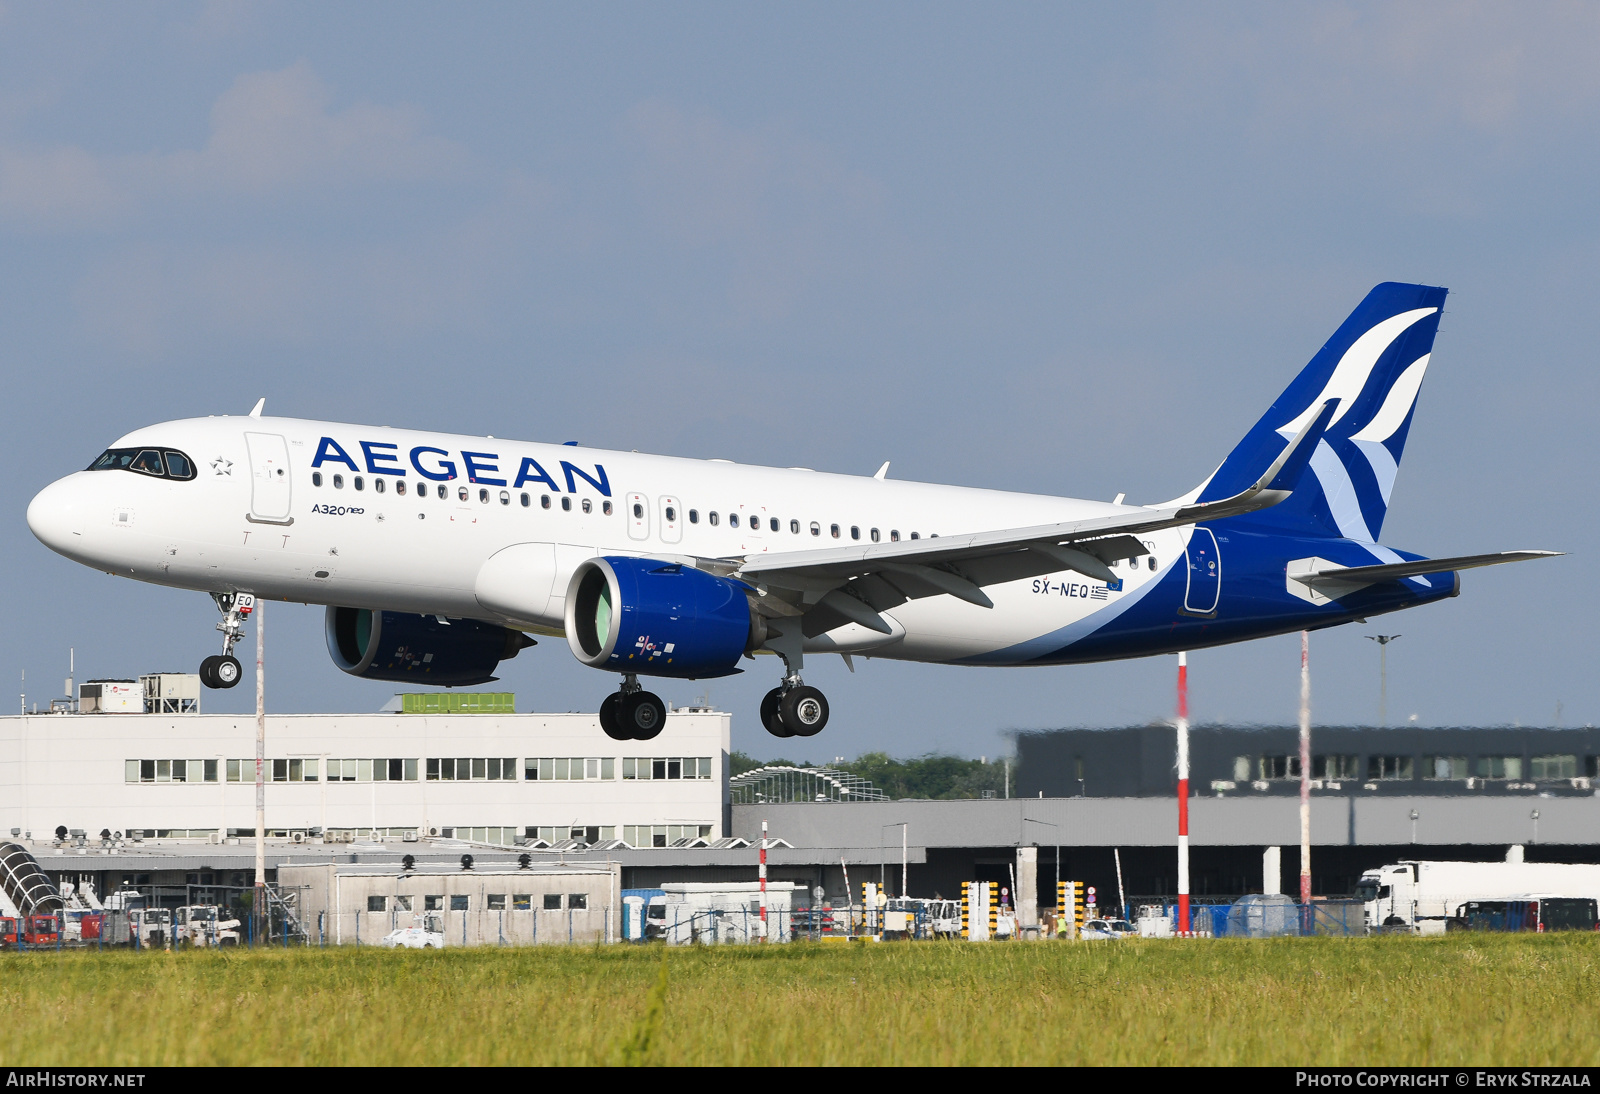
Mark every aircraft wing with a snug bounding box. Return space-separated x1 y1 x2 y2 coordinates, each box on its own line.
727 401 1339 637
1290 550 1563 589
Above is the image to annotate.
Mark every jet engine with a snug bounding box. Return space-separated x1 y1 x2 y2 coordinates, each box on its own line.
325 607 533 686
565 557 757 679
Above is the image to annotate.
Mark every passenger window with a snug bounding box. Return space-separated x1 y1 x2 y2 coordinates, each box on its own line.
729 513 740 528
709 511 720 526
436 484 447 499
396 480 407 497
333 474 344 489
830 524 840 538
582 498 592 513
163 452 194 479
811 522 821 536
1147 557 1156 571
458 486 469 501
561 496 572 511
374 478 386 494
689 509 699 524
890 530 899 541
790 519 799 534
354 476 365 491
312 472 323 487
851 526 861 540
769 517 779 532
665 506 676 521
632 502 643 518
602 500 613 516
478 488 489 504
541 495 551 509
910 532 919 540
870 528 880 542
519 492 529 507
131 450 165 476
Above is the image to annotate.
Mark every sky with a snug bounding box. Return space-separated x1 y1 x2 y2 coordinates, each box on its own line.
2 2 1596 762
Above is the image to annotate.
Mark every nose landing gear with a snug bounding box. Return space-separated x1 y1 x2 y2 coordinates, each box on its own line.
200 592 252 690
599 675 666 741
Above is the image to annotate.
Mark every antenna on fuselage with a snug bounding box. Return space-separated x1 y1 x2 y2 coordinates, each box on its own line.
248 398 265 418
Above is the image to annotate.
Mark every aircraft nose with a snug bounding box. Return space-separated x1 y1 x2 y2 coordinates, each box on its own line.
27 475 89 556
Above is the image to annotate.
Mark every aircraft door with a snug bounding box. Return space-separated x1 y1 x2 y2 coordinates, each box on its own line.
244 433 292 523
659 496 681 544
626 492 649 541
1183 527 1220 615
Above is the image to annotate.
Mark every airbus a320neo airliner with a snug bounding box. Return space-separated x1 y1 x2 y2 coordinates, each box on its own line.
27 283 1557 741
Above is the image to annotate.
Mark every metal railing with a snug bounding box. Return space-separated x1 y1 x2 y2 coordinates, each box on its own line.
729 765 889 804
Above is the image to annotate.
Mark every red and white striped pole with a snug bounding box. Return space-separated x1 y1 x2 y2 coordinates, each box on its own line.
1177 651 1190 935
1299 632 1312 906
759 819 769 942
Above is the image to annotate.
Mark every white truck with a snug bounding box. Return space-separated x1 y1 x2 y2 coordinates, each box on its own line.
1356 854 1600 933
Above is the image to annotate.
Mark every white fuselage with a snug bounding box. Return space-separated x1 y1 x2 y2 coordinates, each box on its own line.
27 415 1187 665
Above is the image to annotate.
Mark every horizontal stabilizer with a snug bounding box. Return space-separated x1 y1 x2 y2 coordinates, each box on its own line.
1296 550 1563 587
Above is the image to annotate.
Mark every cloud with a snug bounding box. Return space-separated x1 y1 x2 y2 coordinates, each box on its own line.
0 61 463 228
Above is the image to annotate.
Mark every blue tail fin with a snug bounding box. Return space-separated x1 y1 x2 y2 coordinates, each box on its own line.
1198 282 1447 541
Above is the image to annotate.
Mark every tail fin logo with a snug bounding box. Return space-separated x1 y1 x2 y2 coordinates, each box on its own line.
1202 283 1447 542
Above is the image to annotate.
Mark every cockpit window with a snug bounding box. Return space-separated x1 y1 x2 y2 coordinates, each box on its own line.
130 450 165 475
87 446 197 481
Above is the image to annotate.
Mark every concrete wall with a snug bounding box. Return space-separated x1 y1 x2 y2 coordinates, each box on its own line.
735 795 1600 849
279 862 623 945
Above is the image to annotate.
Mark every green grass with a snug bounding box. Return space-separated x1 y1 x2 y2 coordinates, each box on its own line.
2 936 1596 1065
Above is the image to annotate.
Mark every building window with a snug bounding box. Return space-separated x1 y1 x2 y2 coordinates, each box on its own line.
394 896 412 912
513 895 531 911
367 896 386 912
1313 755 1361 781
1423 756 1469 780
543 894 562 910
568 894 588 910
1367 755 1414 781
450 895 469 911
1531 755 1577 780
621 757 712 780
1257 756 1299 780
487 894 506 910
1474 756 1523 780
424 896 443 911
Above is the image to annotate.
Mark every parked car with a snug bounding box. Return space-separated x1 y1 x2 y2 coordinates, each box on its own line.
1080 918 1134 940
380 926 444 949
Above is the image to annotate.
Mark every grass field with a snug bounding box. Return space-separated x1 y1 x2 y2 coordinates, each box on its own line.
2 935 1596 1066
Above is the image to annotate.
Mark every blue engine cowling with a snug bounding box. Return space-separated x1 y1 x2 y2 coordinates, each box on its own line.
564 557 755 679
325 607 533 686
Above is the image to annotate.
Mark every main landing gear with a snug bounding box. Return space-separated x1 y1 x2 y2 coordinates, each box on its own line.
599 675 666 741
199 591 251 690
761 661 829 738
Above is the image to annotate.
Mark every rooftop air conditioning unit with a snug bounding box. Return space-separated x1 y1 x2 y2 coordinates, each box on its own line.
426 827 441 838
402 830 419 843
208 832 222 845
291 832 305 844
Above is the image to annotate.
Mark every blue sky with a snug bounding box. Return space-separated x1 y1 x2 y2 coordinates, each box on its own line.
2 2 1595 760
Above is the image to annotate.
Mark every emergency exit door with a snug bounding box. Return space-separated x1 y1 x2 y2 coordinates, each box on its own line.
245 432 293 523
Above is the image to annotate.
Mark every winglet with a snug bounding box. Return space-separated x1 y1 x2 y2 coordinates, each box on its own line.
248 398 266 418
874 462 890 480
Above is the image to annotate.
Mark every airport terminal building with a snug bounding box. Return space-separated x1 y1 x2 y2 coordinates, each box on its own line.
5 692 1598 938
